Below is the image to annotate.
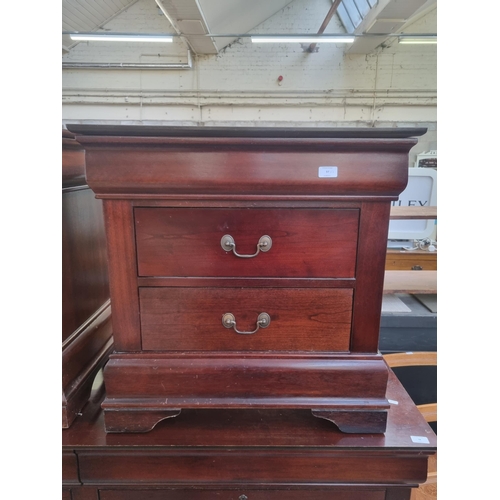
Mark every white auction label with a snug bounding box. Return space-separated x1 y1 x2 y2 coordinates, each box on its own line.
318 166 338 178
411 436 430 444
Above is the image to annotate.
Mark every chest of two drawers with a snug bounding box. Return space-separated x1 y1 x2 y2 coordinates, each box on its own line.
73 125 424 433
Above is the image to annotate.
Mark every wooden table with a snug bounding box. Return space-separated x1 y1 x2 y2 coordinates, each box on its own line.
62 370 436 500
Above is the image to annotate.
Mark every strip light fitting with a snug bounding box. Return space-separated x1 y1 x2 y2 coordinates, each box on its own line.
251 36 355 43
399 37 437 44
69 34 173 43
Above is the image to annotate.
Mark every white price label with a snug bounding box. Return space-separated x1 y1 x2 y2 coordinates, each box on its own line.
318 166 338 178
411 436 430 444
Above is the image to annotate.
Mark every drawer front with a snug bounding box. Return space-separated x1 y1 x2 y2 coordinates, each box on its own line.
62 450 79 485
135 208 359 278
140 287 353 352
100 489 385 500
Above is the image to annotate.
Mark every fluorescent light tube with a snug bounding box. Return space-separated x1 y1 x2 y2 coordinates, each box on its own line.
399 37 437 44
251 36 354 43
70 34 173 43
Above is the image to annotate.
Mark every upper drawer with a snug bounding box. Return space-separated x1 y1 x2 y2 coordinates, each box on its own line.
135 208 359 278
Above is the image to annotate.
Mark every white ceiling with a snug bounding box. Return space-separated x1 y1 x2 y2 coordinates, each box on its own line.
344 0 437 53
62 0 436 55
62 0 138 52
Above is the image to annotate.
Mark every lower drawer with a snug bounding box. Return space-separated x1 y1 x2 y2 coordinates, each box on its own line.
140 287 353 352
100 489 386 500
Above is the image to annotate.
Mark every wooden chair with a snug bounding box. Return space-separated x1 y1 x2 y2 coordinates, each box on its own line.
383 352 437 500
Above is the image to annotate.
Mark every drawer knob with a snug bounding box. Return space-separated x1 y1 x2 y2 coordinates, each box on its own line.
222 312 271 335
221 234 272 258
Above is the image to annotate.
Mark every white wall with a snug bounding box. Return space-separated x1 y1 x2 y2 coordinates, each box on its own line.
62 0 437 159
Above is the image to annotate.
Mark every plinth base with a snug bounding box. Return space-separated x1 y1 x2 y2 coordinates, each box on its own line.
102 353 390 434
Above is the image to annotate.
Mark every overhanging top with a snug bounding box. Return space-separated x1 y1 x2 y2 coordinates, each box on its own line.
73 125 423 200
66 124 427 139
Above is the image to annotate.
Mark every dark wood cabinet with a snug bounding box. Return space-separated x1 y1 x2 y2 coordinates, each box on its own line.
62 369 437 499
69 125 426 434
62 129 114 428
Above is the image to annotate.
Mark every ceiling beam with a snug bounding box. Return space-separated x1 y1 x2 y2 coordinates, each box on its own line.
307 0 343 53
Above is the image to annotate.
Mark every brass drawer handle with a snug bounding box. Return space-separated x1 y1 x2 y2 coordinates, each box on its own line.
221 234 272 258
222 312 271 335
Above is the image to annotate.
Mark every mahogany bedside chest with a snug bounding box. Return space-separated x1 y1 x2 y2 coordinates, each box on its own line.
69 125 425 434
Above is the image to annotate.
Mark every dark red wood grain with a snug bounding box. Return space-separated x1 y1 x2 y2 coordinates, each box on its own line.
63 369 436 448
135 208 359 278
71 488 99 500
78 450 425 484
71 126 420 433
62 188 109 343
102 353 389 401
139 287 353 352
62 370 435 498
62 129 113 428
351 202 392 352
62 450 79 485
82 141 412 198
102 200 141 352
62 129 86 188
99 489 387 500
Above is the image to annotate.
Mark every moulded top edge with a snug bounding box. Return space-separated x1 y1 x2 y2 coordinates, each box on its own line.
66 124 427 139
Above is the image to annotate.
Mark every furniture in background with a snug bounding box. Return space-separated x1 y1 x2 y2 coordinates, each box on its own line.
69 125 426 434
386 206 437 272
62 368 437 500
384 206 437 292
384 352 437 500
381 205 437 439
62 129 114 428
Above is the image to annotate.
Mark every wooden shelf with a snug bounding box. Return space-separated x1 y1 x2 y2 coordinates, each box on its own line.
383 271 437 294
390 206 437 220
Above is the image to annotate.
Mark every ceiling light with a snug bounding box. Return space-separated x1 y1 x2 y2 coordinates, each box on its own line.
69 34 173 43
251 36 354 43
399 37 437 44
